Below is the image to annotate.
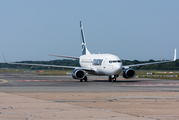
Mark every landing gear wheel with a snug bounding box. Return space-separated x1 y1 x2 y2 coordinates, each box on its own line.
84 76 87 82
113 78 116 82
109 76 112 82
80 76 87 82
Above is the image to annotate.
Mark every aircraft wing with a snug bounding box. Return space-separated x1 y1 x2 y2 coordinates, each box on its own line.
2 53 76 69
123 60 174 69
6 62 96 72
5 62 96 73
123 48 177 69
6 62 77 69
2 52 95 71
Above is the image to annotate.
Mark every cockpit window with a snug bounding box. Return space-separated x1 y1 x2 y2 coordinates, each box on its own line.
109 60 121 63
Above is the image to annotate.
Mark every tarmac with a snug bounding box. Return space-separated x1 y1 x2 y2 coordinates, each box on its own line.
0 72 179 120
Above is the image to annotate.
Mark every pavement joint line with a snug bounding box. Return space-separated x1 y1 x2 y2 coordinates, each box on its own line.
18 80 68 82
16 79 179 86
120 83 179 86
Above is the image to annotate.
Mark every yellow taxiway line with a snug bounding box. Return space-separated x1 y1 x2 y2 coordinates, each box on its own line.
0 79 8 84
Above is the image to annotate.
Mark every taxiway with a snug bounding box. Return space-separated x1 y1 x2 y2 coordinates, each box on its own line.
0 72 179 120
0 72 179 92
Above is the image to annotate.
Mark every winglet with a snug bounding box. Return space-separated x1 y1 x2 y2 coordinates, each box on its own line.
174 48 177 61
2 51 8 63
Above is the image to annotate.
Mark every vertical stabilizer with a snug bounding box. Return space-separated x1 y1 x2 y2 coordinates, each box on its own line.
80 21 91 55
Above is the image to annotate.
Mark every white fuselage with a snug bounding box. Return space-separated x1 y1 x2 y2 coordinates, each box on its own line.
80 54 122 75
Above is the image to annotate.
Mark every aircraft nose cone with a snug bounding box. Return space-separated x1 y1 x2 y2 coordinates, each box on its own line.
113 63 122 74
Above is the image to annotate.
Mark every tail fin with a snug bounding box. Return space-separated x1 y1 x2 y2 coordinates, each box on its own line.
80 21 91 55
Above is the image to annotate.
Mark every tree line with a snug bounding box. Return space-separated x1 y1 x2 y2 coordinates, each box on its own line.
0 59 179 70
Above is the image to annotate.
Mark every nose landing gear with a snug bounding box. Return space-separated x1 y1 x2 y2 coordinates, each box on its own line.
109 75 118 82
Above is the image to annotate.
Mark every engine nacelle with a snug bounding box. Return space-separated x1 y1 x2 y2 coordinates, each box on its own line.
72 69 86 79
122 68 135 79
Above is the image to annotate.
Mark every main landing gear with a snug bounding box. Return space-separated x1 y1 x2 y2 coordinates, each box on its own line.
80 76 87 82
109 75 118 82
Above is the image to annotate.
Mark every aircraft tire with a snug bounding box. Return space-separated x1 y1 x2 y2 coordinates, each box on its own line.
113 79 116 82
109 76 112 82
84 76 87 82
112 78 117 82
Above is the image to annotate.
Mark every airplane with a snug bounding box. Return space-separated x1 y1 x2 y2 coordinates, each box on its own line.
3 21 177 82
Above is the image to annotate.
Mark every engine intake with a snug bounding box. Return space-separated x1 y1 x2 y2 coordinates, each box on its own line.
122 68 135 78
72 69 85 79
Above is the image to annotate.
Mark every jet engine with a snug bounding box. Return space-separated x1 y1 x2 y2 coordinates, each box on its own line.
72 69 86 79
122 68 135 78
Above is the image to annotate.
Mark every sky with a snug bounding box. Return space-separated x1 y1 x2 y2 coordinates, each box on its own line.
0 0 179 62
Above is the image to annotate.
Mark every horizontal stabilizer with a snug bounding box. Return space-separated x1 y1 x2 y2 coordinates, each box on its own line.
48 54 79 59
